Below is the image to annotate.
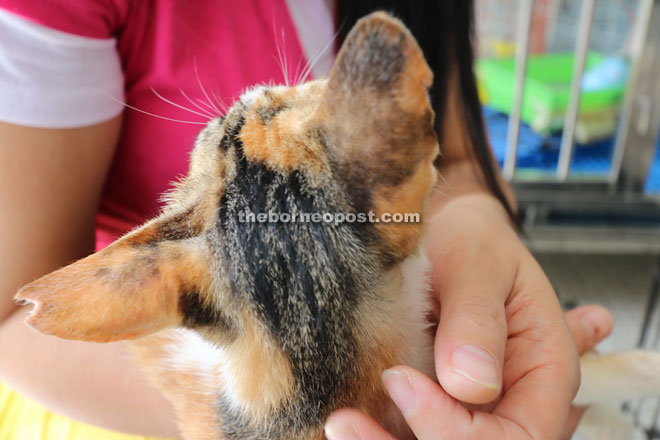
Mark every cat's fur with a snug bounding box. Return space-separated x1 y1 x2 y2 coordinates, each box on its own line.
14 11 660 440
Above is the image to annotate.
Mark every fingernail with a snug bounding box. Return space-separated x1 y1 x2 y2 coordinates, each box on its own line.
324 421 361 440
382 369 417 416
451 345 499 390
580 308 613 340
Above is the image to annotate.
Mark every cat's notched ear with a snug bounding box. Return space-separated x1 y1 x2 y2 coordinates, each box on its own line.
14 217 211 343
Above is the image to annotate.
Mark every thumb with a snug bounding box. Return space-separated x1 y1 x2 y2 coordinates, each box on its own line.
325 409 397 440
426 210 516 405
434 286 507 405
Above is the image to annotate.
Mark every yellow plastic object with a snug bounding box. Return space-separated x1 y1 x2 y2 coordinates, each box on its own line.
0 383 172 440
476 77 490 104
493 40 516 58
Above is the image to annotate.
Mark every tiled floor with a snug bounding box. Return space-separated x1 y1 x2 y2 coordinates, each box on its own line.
534 252 660 439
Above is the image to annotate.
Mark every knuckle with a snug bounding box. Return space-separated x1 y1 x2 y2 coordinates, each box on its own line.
446 296 507 348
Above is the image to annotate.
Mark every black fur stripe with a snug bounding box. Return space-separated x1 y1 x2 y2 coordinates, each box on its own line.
256 102 287 123
219 115 245 151
178 289 218 327
214 121 381 436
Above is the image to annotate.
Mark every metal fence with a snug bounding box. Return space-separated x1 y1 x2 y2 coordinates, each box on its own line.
475 0 660 243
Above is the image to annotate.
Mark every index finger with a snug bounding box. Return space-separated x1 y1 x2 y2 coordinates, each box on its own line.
491 258 581 439
381 365 555 439
564 305 614 354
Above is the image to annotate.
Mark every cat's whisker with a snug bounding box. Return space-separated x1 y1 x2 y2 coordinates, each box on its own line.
123 104 208 125
292 56 305 87
189 94 219 115
179 89 220 118
193 58 223 114
436 169 452 189
271 53 284 86
210 90 228 113
282 30 293 86
276 48 288 87
195 96 225 115
103 92 207 125
150 87 214 119
273 26 290 87
196 99 217 113
432 188 451 198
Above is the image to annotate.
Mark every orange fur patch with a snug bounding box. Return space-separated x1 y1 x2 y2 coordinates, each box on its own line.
240 86 327 174
222 310 295 422
129 331 225 440
373 155 437 257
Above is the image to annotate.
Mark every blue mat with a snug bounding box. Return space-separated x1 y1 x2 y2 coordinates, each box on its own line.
483 107 660 193
647 139 660 193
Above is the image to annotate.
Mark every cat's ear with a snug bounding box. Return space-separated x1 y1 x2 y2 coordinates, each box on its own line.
315 11 436 169
15 214 213 343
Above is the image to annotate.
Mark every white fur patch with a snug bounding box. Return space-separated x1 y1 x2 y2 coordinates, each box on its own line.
168 328 224 374
167 329 256 413
240 85 267 106
398 249 436 379
216 349 253 413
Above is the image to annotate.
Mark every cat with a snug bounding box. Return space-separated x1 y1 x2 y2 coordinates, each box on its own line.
14 11 660 440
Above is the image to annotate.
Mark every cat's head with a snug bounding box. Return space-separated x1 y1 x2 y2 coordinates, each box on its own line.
16 11 437 345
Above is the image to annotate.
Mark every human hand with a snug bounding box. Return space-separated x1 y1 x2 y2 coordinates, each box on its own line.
325 194 614 439
324 304 613 439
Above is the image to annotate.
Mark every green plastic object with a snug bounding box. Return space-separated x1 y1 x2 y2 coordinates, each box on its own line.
476 52 626 137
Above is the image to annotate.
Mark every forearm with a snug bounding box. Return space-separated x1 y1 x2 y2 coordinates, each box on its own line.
428 159 516 223
0 307 180 437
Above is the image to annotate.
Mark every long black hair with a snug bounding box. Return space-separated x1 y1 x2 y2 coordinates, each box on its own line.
336 0 517 224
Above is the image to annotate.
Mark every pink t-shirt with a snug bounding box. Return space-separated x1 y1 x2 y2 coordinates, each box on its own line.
0 0 321 250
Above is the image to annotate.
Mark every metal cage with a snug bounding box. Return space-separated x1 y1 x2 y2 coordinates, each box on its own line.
476 0 660 437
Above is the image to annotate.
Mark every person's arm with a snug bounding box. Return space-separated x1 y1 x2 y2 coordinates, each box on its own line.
0 119 180 437
429 81 515 210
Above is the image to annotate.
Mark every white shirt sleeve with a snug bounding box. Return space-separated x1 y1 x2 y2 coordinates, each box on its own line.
0 8 124 128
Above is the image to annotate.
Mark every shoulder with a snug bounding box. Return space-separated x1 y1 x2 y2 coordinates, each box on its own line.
0 0 130 38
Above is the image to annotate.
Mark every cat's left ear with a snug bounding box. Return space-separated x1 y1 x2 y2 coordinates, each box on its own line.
315 11 436 171
15 214 212 343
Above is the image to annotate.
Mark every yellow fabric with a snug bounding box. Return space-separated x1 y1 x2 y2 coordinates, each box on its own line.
0 383 172 440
